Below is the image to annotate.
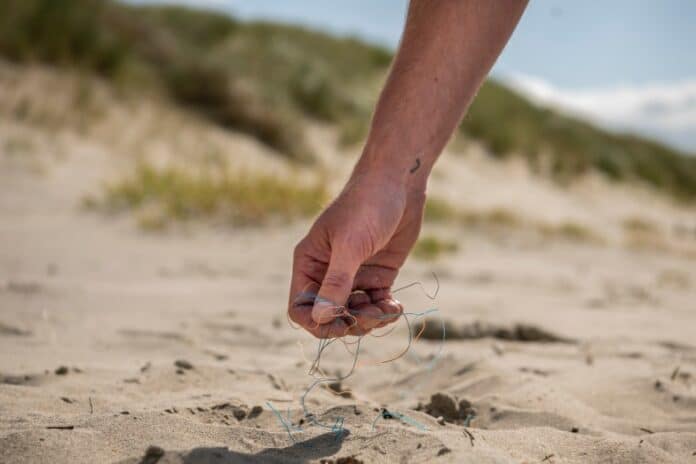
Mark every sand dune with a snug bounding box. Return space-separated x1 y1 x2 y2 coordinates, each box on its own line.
2 65 696 463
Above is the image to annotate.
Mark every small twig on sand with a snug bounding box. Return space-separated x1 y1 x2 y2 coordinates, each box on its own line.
541 454 555 462
46 425 74 430
463 428 475 446
89 397 94 414
639 428 654 434
671 366 680 381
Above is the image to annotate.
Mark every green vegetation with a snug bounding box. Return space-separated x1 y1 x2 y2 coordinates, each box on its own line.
621 216 665 251
0 0 388 162
2 0 695 199
424 197 522 228
424 197 459 223
461 208 521 228
413 235 459 260
462 81 696 199
622 217 659 234
88 163 328 227
423 196 602 243
539 222 602 244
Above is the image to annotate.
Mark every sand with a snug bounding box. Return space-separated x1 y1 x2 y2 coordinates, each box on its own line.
1 63 696 463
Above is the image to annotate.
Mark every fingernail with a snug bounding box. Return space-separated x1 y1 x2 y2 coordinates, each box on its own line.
312 300 341 324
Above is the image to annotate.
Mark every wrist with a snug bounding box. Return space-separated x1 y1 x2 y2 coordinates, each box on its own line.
352 142 430 196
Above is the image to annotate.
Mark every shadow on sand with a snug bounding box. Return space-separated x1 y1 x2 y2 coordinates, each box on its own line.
118 430 349 464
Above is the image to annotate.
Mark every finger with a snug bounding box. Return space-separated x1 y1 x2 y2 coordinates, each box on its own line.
308 317 351 339
288 247 317 311
374 299 403 328
366 288 398 328
347 326 368 337
288 281 320 329
292 281 320 307
292 294 352 339
354 265 398 291
347 303 385 332
367 288 393 302
312 252 361 325
347 291 370 308
288 303 312 329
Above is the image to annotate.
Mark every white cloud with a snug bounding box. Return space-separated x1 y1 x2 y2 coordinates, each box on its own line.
503 74 696 153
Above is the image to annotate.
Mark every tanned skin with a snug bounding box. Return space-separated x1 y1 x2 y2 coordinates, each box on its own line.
288 0 528 338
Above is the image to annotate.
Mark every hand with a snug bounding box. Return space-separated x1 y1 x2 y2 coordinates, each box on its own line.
288 173 425 338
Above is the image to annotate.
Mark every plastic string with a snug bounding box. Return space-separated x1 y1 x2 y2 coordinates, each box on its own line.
269 274 444 444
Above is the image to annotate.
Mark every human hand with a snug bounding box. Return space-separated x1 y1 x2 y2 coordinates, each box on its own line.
288 173 425 338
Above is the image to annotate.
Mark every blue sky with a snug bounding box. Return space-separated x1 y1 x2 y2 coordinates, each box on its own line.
127 0 696 153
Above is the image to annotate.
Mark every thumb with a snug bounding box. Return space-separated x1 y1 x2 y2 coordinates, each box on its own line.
312 251 360 326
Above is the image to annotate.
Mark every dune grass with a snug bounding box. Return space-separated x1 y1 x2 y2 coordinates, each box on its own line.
413 235 459 260
425 197 522 228
89 163 328 227
538 222 602 244
622 217 660 234
461 81 696 200
424 196 602 243
423 197 460 223
0 0 387 162
2 0 695 199
621 216 666 251
461 208 522 228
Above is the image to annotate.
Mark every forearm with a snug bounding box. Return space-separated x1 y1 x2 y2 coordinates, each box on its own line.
354 0 527 192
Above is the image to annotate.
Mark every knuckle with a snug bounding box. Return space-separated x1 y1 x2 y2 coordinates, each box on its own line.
337 230 374 261
322 270 352 291
362 222 379 256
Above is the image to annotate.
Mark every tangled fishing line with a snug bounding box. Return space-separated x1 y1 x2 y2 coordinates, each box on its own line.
268 273 445 444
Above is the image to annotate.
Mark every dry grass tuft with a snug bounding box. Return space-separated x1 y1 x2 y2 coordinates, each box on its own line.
461 208 522 228
423 196 602 244
622 216 667 251
88 163 327 228
413 235 459 260
539 222 602 244
424 197 459 223
3 0 695 198
622 217 660 234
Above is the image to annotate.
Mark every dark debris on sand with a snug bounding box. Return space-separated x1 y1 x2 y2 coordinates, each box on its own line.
417 393 477 425
326 381 353 398
0 322 32 337
420 319 574 343
209 403 262 421
174 359 193 370
247 405 263 419
319 456 363 464
140 445 165 464
1 374 35 385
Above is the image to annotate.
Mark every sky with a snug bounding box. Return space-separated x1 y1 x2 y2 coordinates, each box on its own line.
128 0 696 153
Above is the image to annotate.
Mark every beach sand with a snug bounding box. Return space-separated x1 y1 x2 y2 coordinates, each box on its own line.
1 65 696 464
